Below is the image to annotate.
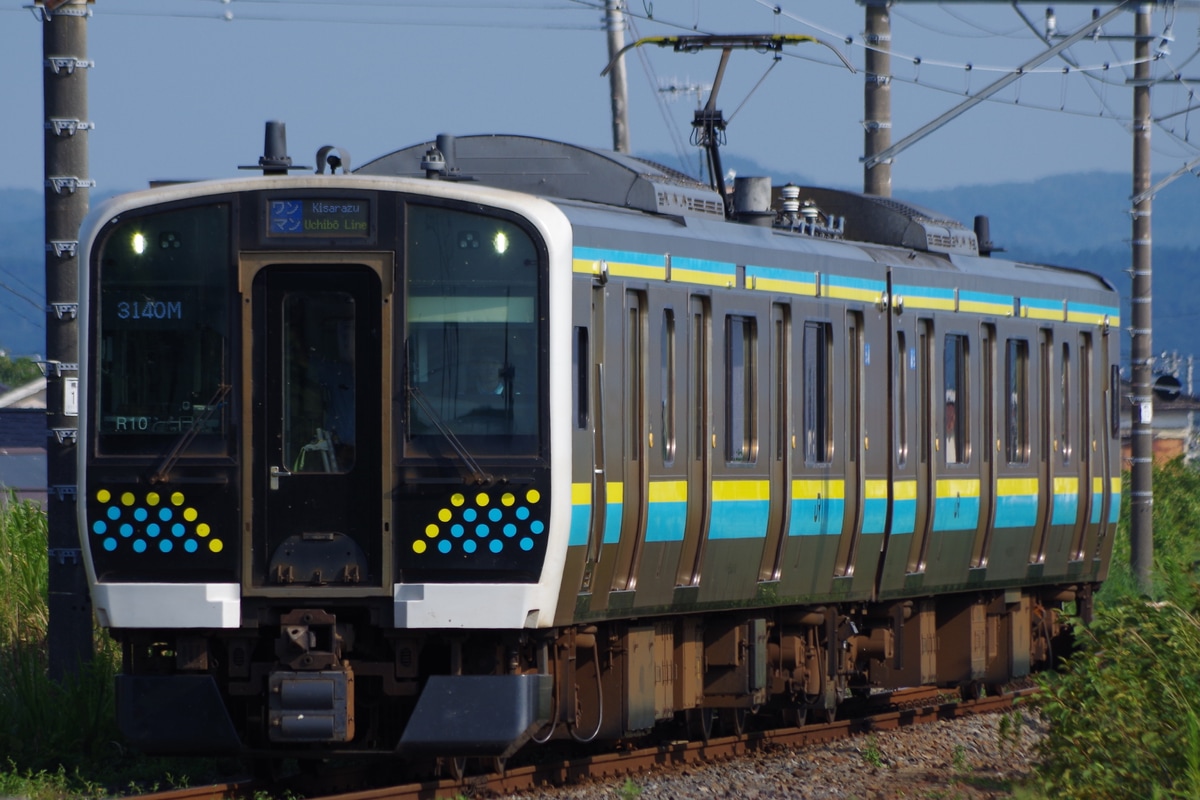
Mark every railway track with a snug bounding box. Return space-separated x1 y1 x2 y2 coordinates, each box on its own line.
128 686 1036 800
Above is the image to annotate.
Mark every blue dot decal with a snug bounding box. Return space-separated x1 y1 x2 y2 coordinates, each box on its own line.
134 508 148 522
172 523 185 537
516 506 530 520
103 538 117 552
504 523 517 537
463 539 477 554
120 523 133 537
451 524 464 538
489 539 503 553
520 538 534 551
531 520 545 535
147 523 160 537
133 539 147 553
488 508 503 522
107 506 121 521
463 508 477 522
475 524 490 537
92 521 106 535
159 539 173 553
184 539 198 553
159 508 173 522
438 540 452 553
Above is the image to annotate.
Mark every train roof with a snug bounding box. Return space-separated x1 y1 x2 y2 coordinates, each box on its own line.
356 134 991 260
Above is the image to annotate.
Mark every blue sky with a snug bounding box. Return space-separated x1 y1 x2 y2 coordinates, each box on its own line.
2 1 1199 195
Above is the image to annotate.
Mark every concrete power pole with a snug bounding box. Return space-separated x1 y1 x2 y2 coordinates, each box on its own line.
605 0 630 153
40 0 94 678
1129 3 1154 596
863 0 892 197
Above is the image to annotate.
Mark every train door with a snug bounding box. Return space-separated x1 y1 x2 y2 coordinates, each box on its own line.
834 311 865 577
1030 328 1054 564
244 257 388 591
970 324 998 568
677 295 712 587
1069 334 1095 562
906 318 935 573
611 290 649 591
759 303 792 581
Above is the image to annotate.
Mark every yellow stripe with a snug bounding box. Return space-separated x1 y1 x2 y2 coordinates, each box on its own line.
902 296 956 312
1093 476 1104 494
1024 307 1062 321
672 268 732 288
1111 476 1122 494
959 299 1012 316
607 481 624 504
754 276 817 295
893 480 918 500
648 480 688 503
713 479 771 502
607 262 666 281
1054 476 1079 495
572 258 600 275
997 477 1038 496
864 479 889 500
936 478 981 499
572 482 591 504
825 286 881 303
792 479 845 500
1066 310 1108 325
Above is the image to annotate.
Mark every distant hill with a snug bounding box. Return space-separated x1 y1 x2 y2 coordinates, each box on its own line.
1 169 1196 359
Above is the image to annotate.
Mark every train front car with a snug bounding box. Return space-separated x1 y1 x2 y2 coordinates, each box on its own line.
77 175 573 759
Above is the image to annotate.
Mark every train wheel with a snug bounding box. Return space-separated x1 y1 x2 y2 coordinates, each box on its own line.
720 707 748 736
686 707 715 743
782 702 808 728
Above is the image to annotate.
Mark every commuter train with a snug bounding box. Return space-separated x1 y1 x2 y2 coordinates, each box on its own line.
77 126 1121 764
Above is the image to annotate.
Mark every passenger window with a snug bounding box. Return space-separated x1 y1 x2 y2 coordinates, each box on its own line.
1006 338 1030 464
662 309 676 465
943 333 969 465
803 321 832 465
725 315 756 463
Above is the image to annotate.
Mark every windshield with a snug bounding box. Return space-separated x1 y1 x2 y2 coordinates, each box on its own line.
93 203 231 456
404 203 542 457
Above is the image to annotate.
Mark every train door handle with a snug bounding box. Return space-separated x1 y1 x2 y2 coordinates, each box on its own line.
270 465 291 490
815 492 822 523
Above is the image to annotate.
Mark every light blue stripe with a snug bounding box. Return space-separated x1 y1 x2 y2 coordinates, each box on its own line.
933 496 980 531
1023 297 1062 313
827 274 886 293
1109 494 1122 524
745 264 817 284
710 499 770 539
1090 492 1103 524
894 283 954 301
646 501 687 543
788 498 845 536
569 503 591 547
891 498 916 534
575 246 664 268
861 498 887 535
995 494 1038 528
1051 494 1078 526
959 289 1013 307
1070 301 1119 318
602 502 624 545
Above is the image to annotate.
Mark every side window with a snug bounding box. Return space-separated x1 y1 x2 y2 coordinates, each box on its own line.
1061 342 1072 466
943 333 969 464
725 315 756 463
573 326 588 430
803 321 832 465
1006 338 1030 464
661 309 676 465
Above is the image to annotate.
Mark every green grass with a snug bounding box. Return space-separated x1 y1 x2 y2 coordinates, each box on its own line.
0 493 235 798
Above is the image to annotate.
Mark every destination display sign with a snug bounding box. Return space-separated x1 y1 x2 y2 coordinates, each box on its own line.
266 198 371 237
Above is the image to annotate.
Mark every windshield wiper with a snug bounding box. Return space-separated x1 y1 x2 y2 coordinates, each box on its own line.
405 339 492 485
150 383 232 484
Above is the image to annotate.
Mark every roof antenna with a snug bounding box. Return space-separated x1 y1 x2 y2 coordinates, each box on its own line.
239 120 311 175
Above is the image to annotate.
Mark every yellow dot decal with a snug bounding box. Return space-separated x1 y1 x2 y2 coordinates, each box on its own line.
413 540 427 554
146 492 160 506
183 508 198 522
209 539 223 553
171 492 185 506
121 492 135 506
476 492 490 506
196 523 211 537
502 493 515 507
438 508 452 522
526 489 541 504
451 493 465 507
96 489 111 503
425 524 439 538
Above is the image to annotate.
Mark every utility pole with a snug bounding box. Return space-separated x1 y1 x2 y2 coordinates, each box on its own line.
605 0 630 153
1129 3 1154 596
863 0 892 197
40 0 93 679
